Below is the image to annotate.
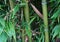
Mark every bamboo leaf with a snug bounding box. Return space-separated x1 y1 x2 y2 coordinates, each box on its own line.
12 4 19 18
52 24 60 38
20 3 26 7
0 25 4 35
0 18 5 35
51 9 60 19
0 32 8 42
25 24 32 38
0 18 5 27
29 17 36 25
5 21 16 37
52 31 58 39
50 0 56 2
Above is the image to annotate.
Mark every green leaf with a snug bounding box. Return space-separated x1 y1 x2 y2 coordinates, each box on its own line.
0 25 4 35
0 32 8 42
25 24 32 37
0 18 5 35
5 21 16 41
50 0 56 2
29 17 36 25
52 24 60 38
51 9 60 19
52 31 58 39
5 21 16 37
12 4 19 18
0 18 5 27
20 3 26 7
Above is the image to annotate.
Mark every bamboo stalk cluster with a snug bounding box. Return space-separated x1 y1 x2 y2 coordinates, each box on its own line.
8 0 60 42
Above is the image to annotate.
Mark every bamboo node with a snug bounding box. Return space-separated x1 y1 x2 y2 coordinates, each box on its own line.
41 2 47 5
44 28 48 32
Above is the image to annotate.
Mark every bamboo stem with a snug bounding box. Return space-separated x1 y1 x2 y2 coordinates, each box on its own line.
22 0 32 42
22 29 25 42
42 0 49 42
21 8 25 42
9 0 14 9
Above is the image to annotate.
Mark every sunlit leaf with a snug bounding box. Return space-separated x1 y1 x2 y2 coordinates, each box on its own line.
12 4 19 18
5 21 16 37
0 18 5 27
0 24 4 35
0 32 8 42
25 24 32 38
51 9 60 19
0 18 5 35
52 24 60 38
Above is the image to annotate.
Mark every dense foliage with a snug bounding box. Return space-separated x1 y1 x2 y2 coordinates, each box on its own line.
0 0 60 42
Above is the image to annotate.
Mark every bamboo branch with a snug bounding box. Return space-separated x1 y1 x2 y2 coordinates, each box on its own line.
30 3 43 19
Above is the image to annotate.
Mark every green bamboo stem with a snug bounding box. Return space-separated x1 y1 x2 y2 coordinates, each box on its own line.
9 0 16 42
22 29 25 42
21 8 25 42
22 0 30 23
9 0 14 9
28 33 32 42
22 0 32 42
42 0 49 42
